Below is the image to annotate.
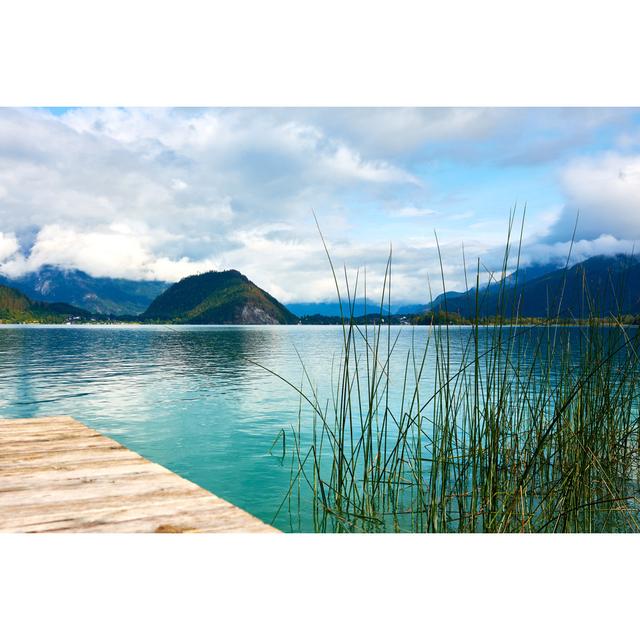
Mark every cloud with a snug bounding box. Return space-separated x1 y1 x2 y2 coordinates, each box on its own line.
555 153 640 240
297 108 632 164
0 107 638 303
0 107 435 298
219 226 489 304
0 232 18 262
322 145 418 184
390 206 437 218
299 108 509 157
0 108 418 282
523 234 638 267
0 224 221 281
510 152 640 268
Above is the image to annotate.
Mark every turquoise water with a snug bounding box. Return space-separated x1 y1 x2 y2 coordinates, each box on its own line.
1 324 425 530
1 324 637 531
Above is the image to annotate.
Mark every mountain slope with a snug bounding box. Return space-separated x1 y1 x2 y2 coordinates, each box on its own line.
0 266 169 315
141 269 298 324
0 283 92 323
430 254 640 319
397 263 559 315
396 291 465 315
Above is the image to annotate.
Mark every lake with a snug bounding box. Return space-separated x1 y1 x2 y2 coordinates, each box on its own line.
0 324 420 531
2 323 638 532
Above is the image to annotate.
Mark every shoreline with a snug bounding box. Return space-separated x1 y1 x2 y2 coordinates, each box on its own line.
1 321 638 329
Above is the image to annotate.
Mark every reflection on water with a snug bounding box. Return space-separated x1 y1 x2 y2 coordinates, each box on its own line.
0 325 364 530
3 324 627 531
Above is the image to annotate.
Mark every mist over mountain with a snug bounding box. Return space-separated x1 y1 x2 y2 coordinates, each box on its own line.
1 255 638 324
0 266 169 316
429 255 640 318
290 264 563 318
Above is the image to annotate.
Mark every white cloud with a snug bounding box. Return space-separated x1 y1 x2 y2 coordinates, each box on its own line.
0 224 220 281
0 108 638 304
0 231 18 262
299 108 631 163
171 178 188 191
0 107 423 293
511 152 640 267
322 145 418 184
523 234 638 267
304 108 508 156
557 153 640 240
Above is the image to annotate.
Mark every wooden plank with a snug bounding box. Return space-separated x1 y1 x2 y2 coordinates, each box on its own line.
0 416 278 533
0 439 126 456
0 448 146 469
0 416 78 426
4 496 261 532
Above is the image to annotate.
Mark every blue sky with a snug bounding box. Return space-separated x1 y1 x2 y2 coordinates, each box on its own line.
1 107 640 302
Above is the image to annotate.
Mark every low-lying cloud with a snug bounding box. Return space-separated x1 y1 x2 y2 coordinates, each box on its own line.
0 107 639 303
553 152 640 241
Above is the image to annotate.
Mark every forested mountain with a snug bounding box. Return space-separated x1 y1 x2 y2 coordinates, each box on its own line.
427 255 640 319
0 283 92 323
141 269 298 324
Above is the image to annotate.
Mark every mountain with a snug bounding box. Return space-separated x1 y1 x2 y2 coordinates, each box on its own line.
499 262 561 288
0 283 93 323
395 303 430 315
0 266 169 315
429 254 640 319
141 269 298 324
396 291 465 315
286 298 385 318
396 263 559 315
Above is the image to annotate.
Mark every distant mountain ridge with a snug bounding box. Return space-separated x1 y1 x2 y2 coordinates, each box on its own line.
429 254 640 318
286 298 385 318
395 263 561 315
141 269 298 324
0 266 169 315
1 255 637 324
289 264 561 317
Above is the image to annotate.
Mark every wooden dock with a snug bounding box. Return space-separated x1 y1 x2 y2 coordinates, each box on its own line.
0 416 277 533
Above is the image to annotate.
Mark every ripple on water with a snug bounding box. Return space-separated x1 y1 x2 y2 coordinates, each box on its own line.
0 323 445 530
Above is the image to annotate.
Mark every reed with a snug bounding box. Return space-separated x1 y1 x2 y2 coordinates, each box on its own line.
265 211 640 532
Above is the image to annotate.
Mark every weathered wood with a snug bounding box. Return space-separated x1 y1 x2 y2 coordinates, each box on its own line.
0 416 277 533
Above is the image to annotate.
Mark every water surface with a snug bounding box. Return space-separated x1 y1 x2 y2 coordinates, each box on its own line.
2 323 626 531
0 325 387 530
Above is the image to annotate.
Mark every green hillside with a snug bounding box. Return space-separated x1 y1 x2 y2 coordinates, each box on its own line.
140 269 298 325
0 284 92 323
